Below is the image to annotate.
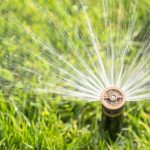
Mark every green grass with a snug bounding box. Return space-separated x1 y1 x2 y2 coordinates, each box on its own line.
0 99 150 149
0 0 150 149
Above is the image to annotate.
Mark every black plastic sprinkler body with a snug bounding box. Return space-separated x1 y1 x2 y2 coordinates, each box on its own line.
101 87 125 140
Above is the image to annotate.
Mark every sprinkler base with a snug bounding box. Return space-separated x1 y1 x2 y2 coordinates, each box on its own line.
102 109 124 140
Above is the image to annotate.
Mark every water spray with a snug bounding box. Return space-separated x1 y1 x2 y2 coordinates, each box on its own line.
101 87 126 139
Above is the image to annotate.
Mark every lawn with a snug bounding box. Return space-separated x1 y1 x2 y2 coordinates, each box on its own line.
0 0 150 149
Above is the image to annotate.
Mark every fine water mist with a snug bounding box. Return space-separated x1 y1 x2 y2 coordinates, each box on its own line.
1 0 150 102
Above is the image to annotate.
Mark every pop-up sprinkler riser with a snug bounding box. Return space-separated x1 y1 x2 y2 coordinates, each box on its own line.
101 87 126 139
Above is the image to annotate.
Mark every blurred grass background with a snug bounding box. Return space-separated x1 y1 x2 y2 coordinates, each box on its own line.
0 0 150 149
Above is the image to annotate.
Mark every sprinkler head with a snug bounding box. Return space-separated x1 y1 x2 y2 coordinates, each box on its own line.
101 87 125 117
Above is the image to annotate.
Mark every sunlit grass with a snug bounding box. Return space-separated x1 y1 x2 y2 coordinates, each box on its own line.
0 97 150 149
0 0 150 149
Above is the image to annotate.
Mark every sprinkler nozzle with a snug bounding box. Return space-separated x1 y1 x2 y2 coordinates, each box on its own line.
101 87 125 117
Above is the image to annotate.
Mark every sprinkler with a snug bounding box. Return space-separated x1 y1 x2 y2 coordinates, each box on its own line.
101 87 125 140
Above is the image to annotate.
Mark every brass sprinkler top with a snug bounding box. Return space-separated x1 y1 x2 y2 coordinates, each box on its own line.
101 87 125 110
